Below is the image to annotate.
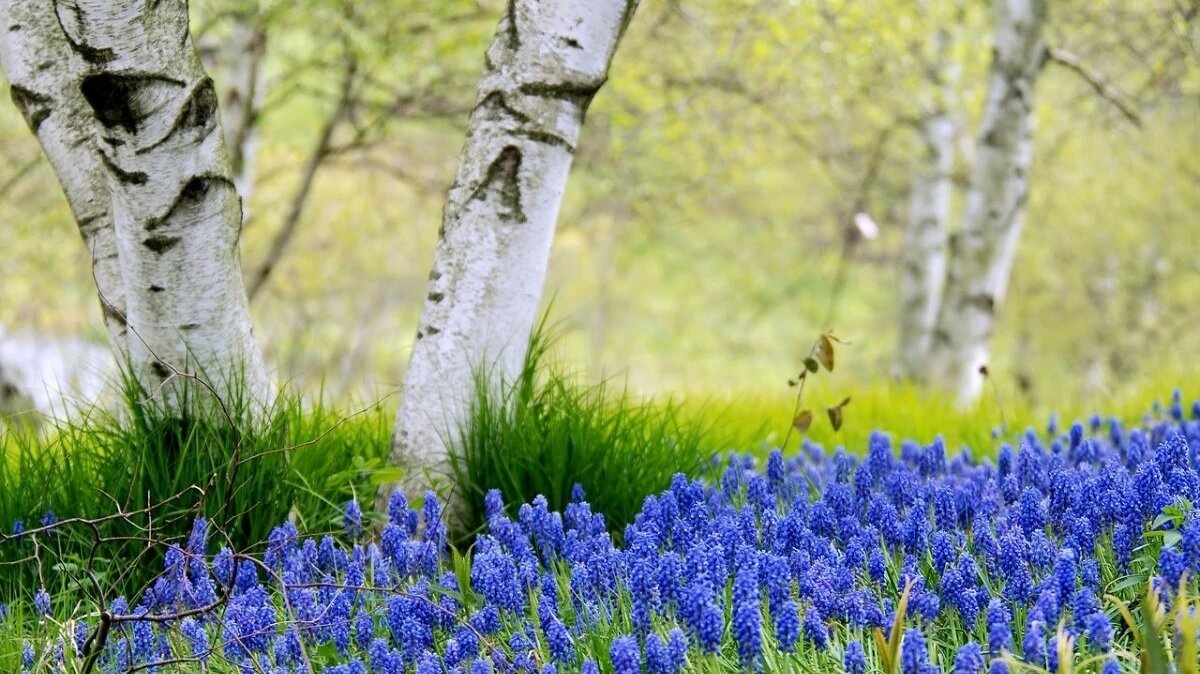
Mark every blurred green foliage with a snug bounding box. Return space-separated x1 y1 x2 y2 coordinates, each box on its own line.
0 0 1196 410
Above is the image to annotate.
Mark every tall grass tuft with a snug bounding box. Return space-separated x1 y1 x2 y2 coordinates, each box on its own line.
448 323 731 544
0 370 392 604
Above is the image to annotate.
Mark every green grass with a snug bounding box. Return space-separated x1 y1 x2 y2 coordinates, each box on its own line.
448 324 736 545
0 375 392 605
697 372 1200 461
1 341 1193 619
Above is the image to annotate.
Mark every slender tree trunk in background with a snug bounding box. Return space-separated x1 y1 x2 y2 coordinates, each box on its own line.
386 0 640 509
59 0 271 409
0 1 127 348
218 12 267 203
896 26 957 381
247 59 355 302
927 0 1047 404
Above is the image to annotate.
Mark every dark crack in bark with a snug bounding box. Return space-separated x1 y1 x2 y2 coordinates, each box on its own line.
98 151 149 185
512 128 573 153
9 85 52 133
467 145 525 224
518 78 607 112
143 234 181 254
80 73 186 133
502 0 520 50
476 91 531 125
139 77 219 153
53 0 116 64
145 175 234 231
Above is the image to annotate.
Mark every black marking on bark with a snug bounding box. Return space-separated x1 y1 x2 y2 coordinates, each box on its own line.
81 73 186 133
101 302 127 327
519 78 607 113
146 176 234 231
149 285 165 292
964 293 996 313
139 78 219 153
512 128 574 153
8 24 21 32
143 235 181 254
77 213 104 232
179 323 200 331
9 85 52 133
427 292 445 303
425 326 441 336
150 360 171 379
559 36 583 50
468 145 525 224
98 152 149 185
415 330 424 340
477 91 531 124
428 270 442 281
53 0 117 63
502 0 520 49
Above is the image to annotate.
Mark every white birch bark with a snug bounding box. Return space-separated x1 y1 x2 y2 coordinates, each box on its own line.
0 1 127 348
387 0 640 503
58 0 271 409
896 26 957 381
926 0 1047 403
216 14 266 202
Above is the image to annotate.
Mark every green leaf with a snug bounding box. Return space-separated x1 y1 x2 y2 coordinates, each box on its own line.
793 410 814 433
368 467 406 486
803 356 820 373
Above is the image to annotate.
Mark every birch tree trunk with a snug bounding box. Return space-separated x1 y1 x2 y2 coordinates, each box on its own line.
386 0 640 506
926 0 1047 403
59 0 271 409
0 1 126 348
896 26 957 381
216 13 266 203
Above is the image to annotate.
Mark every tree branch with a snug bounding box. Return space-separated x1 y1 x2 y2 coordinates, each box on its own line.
1046 46 1143 127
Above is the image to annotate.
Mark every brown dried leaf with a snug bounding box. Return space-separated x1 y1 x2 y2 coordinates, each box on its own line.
793 410 813 433
815 334 835 371
827 404 844 431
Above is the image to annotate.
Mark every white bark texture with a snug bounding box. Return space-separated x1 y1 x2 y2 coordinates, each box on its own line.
897 27 957 380
389 0 639 500
217 15 266 202
0 1 127 347
57 0 271 408
927 0 1047 403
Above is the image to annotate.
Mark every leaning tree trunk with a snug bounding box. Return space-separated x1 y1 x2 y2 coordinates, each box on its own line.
0 1 127 348
58 0 271 409
926 0 1047 403
896 26 957 381
385 0 640 508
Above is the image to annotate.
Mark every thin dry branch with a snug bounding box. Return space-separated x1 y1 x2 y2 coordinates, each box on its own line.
1046 46 1143 127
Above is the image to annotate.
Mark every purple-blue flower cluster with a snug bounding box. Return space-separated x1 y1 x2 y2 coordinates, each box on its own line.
6 395 1200 673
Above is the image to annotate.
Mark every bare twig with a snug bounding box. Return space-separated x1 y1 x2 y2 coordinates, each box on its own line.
1046 46 1143 127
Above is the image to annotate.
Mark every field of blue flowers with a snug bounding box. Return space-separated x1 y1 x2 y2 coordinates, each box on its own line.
3 393 1200 674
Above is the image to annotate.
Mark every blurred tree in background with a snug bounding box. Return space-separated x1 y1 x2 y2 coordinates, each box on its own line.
0 0 1196 412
